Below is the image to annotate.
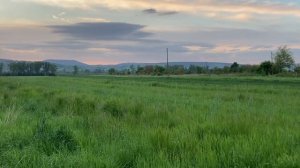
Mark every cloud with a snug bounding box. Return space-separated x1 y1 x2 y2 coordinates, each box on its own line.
205 12 253 21
1 8 300 65
184 44 269 54
49 22 151 40
184 45 210 52
77 17 109 23
154 28 300 46
51 11 109 24
87 47 115 53
143 8 178 16
1 48 39 54
15 0 300 19
207 45 267 54
143 9 157 14
52 12 71 23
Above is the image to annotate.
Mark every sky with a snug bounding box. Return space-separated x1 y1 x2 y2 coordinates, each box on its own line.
0 0 300 65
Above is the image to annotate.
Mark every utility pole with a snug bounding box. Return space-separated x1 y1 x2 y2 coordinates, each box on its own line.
271 51 274 62
166 48 169 70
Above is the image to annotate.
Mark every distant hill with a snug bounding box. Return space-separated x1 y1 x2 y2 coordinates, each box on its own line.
0 59 14 64
44 59 90 67
0 59 233 72
44 59 93 72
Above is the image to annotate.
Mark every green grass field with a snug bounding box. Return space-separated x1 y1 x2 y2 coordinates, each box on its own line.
0 76 299 167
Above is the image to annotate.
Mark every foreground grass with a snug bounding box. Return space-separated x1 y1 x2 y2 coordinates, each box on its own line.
0 75 299 167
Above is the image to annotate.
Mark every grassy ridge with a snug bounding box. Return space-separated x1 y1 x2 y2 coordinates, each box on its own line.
0 76 299 167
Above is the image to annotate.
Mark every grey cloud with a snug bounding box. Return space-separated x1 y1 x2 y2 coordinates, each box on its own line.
49 22 151 40
2 40 91 51
143 8 178 16
154 28 300 45
114 42 186 53
2 22 300 64
143 9 157 14
44 40 91 49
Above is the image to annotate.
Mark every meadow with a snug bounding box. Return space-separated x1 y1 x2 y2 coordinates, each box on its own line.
0 75 299 167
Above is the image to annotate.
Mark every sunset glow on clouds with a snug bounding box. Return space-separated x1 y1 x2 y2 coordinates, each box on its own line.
1 0 300 64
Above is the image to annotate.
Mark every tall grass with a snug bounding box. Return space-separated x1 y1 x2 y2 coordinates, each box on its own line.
0 76 299 167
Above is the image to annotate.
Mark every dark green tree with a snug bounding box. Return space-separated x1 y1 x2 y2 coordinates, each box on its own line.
144 65 154 75
33 62 43 75
108 68 116 75
8 61 56 76
187 65 197 74
129 65 136 75
9 62 19 75
136 66 145 75
259 61 274 75
0 63 3 75
153 66 166 76
84 69 91 74
48 63 57 76
230 62 240 73
73 65 79 75
42 62 50 75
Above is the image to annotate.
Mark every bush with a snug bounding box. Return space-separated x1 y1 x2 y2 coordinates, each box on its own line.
258 61 274 75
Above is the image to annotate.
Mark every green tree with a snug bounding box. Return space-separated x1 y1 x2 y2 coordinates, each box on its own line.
259 61 274 75
187 65 205 74
223 66 230 74
8 61 56 76
32 62 43 75
144 65 154 75
49 63 57 76
153 66 165 76
42 62 51 75
73 66 79 75
9 62 27 75
274 46 295 72
108 68 116 75
129 65 136 75
230 62 239 73
295 66 300 74
0 63 3 75
136 66 145 75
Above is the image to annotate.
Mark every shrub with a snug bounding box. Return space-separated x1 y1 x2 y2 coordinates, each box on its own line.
258 61 274 75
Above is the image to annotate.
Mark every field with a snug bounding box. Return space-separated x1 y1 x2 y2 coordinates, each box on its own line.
0 76 299 167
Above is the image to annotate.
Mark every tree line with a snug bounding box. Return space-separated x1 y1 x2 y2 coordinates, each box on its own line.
0 61 57 76
107 46 299 76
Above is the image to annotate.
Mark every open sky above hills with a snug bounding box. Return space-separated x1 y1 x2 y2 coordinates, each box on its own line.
0 0 300 64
